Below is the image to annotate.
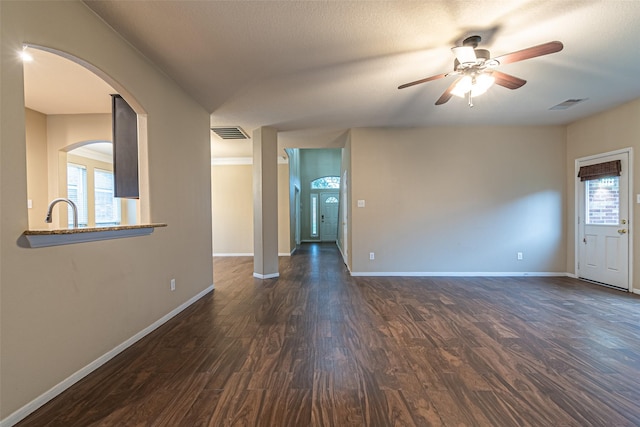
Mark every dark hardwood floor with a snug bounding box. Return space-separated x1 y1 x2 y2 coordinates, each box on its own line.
17 243 640 426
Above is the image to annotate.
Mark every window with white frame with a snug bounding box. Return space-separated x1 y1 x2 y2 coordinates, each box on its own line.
95 169 121 226
67 163 89 227
67 164 122 227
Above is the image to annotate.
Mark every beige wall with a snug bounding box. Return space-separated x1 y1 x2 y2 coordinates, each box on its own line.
350 126 567 274
25 108 49 227
211 162 291 255
1 1 212 421
212 164 253 254
287 149 301 251
566 98 640 289
278 162 292 255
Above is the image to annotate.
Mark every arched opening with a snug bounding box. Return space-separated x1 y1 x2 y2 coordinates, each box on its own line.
23 46 148 229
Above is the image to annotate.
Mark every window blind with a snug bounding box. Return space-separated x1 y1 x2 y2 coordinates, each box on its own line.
577 160 621 181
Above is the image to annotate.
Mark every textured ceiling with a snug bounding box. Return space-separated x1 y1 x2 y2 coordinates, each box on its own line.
29 1 640 155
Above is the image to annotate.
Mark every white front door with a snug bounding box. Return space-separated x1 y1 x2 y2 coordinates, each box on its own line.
577 151 631 290
320 192 339 242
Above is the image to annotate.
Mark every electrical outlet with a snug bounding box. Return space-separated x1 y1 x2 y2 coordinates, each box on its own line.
517 252 523 260
170 278 176 291
369 252 375 260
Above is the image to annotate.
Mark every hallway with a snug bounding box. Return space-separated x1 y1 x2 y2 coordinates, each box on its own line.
18 243 640 426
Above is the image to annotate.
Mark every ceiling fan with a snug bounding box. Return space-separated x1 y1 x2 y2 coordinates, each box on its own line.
398 36 563 107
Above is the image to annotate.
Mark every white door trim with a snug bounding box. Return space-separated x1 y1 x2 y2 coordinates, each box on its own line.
574 147 634 292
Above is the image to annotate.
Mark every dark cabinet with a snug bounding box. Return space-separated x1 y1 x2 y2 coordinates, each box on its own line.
111 94 139 198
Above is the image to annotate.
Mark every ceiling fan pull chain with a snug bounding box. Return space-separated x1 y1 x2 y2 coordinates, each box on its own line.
468 91 474 108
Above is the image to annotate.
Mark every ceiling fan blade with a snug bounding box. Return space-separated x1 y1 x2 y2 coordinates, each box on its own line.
398 73 447 89
492 71 526 89
435 78 461 105
452 46 477 64
493 41 563 65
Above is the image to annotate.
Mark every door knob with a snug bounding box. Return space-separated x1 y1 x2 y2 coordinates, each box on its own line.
618 229 627 234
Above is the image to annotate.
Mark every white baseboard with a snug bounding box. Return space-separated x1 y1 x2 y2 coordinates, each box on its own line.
213 252 253 257
0 284 215 427
349 271 571 277
253 272 280 279
336 243 350 271
212 252 293 257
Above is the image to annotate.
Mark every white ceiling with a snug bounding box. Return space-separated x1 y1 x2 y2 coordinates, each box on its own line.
25 1 640 156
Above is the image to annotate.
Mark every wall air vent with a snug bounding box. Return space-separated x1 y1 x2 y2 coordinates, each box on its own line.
549 98 588 110
211 126 250 140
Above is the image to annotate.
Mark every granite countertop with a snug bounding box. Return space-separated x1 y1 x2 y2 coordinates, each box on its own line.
24 223 167 235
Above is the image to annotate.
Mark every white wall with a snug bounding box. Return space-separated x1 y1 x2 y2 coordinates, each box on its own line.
349 126 567 274
1 1 212 423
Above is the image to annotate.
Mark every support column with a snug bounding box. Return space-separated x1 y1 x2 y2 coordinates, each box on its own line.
253 126 279 279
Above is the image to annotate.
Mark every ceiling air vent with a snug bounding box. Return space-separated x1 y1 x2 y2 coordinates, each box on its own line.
211 126 250 140
549 98 588 110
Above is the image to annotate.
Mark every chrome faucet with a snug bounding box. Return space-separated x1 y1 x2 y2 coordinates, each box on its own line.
45 198 78 228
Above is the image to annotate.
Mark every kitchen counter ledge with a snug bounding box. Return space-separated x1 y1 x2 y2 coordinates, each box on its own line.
23 223 167 247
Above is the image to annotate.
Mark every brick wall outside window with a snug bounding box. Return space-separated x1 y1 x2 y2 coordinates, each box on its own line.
586 177 619 224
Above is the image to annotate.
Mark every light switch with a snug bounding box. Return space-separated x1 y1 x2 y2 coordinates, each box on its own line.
357 200 365 208
27 199 33 209
637 194 640 204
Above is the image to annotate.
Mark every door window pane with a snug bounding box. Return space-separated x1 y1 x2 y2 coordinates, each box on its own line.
310 193 318 237
586 177 619 225
325 196 338 204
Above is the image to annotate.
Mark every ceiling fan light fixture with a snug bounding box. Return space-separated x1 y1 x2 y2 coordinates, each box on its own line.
452 46 477 65
451 76 472 97
451 73 495 98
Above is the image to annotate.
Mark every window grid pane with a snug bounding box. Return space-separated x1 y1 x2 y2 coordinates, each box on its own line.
67 163 88 227
311 176 340 189
95 169 121 226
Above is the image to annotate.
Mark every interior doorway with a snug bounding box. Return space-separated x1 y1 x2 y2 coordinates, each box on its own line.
576 149 633 290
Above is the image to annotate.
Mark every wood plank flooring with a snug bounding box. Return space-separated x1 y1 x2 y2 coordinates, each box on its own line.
17 243 640 426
